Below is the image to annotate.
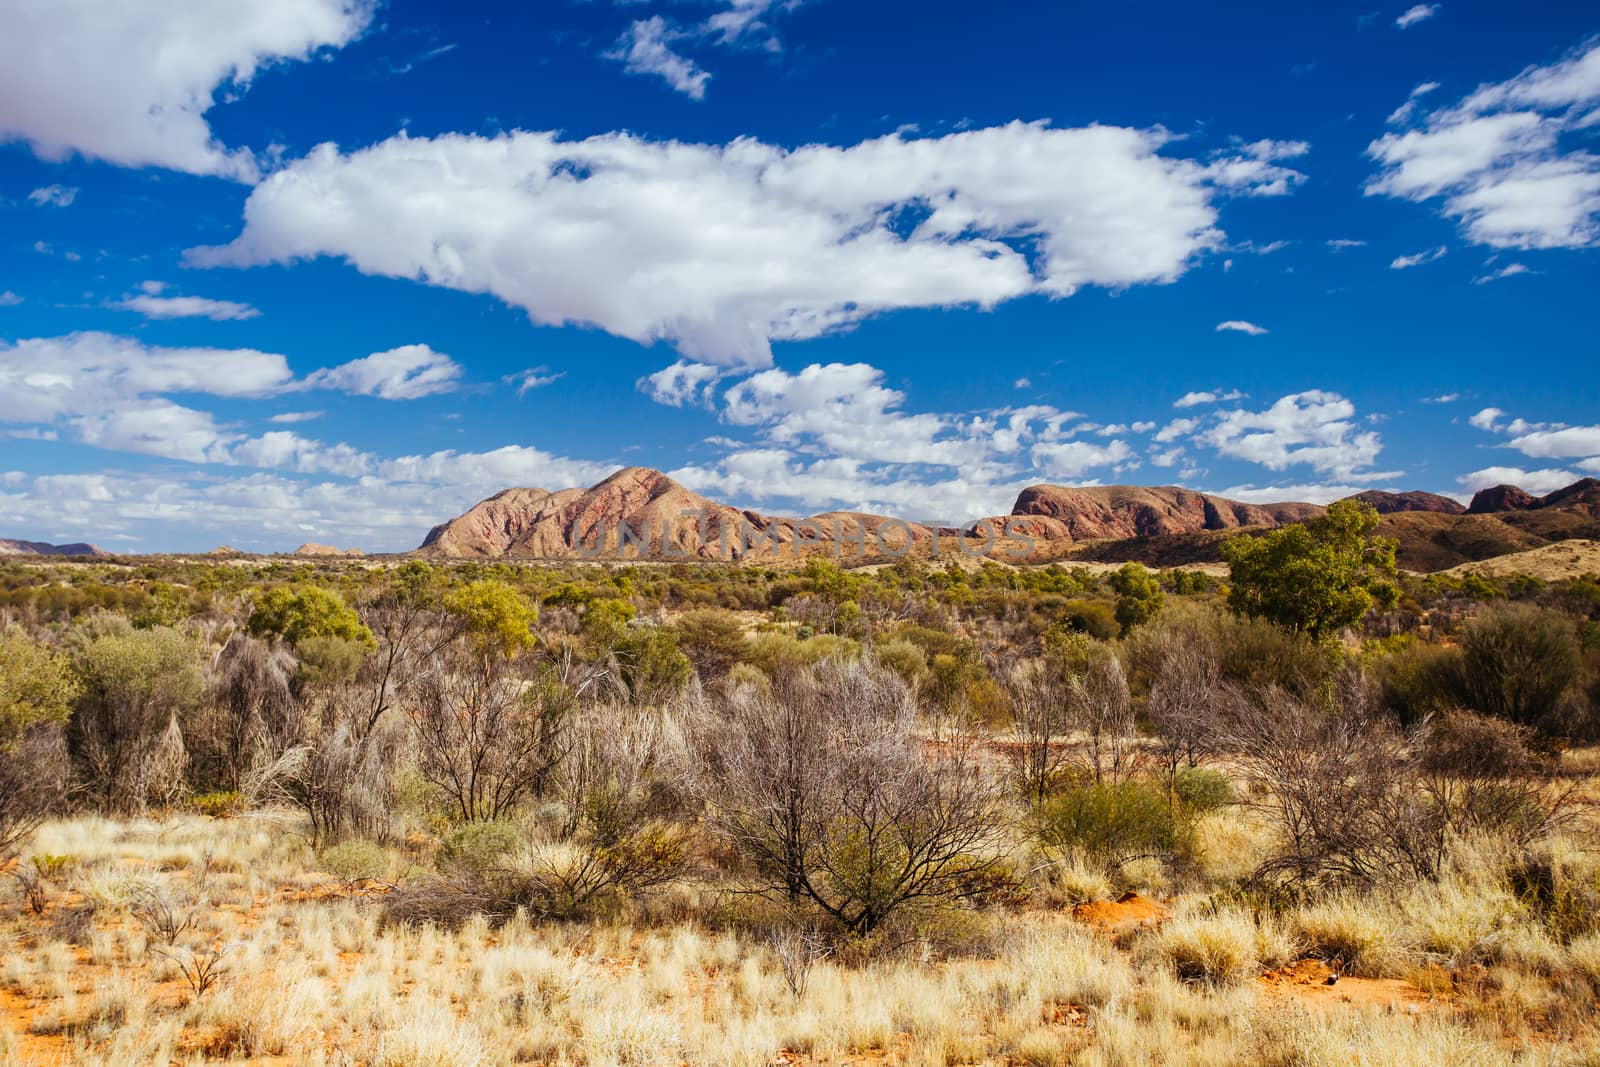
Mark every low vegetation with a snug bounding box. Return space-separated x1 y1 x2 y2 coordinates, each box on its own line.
3 506 1600 1063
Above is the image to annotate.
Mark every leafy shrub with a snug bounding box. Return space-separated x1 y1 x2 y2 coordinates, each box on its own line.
1460 604 1582 731
436 820 523 876
1037 779 1187 872
1173 768 1233 815
187 791 243 818
319 839 389 888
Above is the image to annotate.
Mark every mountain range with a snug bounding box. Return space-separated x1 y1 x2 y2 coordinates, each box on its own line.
6 472 1598 573
418 468 1600 572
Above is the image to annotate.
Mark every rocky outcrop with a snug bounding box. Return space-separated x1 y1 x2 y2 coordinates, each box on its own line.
1470 478 1600 516
420 468 941 561
0 538 106 557
294 544 364 558
1347 490 1467 515
996 485 1323 542
1470 485 1540 514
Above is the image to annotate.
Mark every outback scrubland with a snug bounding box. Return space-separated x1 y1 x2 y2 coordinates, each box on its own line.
3 502 1600 1065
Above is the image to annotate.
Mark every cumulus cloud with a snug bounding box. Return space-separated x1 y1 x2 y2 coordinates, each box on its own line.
1216 320 1268 335
1032 439 1136 479
1177 391 1248 409
1469 406 1505 431
1198 391 1391 480
0 292 21 307
639 361 725 408
1219 483 1377 505
1457 466 1579 493
191 123 1307 368
0 0 373 180
1505 425 1600 459
1421 392 1459 404
1369 38 1600 249
115 293 262 321
303 344 462 400
1395 4 1441 29
607 16 711 99
27 184 77 207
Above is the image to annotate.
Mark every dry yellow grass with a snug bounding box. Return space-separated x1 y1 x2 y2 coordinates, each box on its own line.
6 805 1598 1065
1439 538 1600 581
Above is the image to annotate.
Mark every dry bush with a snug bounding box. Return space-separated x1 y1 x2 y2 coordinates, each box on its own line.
690 655 1008 936
409 648 570 823
1216 678 1446 890
194 634 300 798
0 723 70 861
1459 603 1581 731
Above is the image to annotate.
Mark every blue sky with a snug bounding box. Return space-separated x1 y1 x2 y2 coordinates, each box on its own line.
2 0 1597 553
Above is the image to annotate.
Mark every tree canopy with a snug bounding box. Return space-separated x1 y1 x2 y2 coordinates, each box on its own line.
247 585 374 649
1221 499 1399 640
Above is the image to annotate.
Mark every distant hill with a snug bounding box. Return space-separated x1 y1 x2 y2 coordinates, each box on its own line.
0 538 106 558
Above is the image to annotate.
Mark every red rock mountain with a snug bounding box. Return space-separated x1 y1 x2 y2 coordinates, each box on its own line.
416 468 1600 569
420 467 935 560
996 485 1324 541
1347 490 1467 516
0 538 106 557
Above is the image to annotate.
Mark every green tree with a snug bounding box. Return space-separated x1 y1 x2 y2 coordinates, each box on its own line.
248 585 374 649
0 631 80 745
672 609 747 684
1459 604 1581 729
1221 499 1399 640
1109 562 1165 633
444 580 538 661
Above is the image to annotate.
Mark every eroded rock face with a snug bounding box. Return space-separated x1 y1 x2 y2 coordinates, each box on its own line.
1347 490 1467 516
1470 485 1540 514
999 485 1323 542
415 468 1600 563
420 468 943 560
0 538 105 557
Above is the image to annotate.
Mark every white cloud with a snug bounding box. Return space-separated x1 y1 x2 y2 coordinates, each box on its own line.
27 184 77 207
1369 38 1600 249
1388 82 1441 125
506 367 565 395
1421 392 1459 404
303 344 462 400
267 410 323 424
1031 439 1136 480
115 293 262 321
639 361 725 408
191 122 1307 368
705 0 788 45
1457 466 1579 494
0 292 21 307
1473 262 1532 283
1390 246 1448 269
1155 418 1198 443
1177 388 1248 409
0 0 373 180
1199 391 1390 480
607 16 710 100
1580 457 1600 474
1216 320 1269 335
1218 483 1376 505
1149 446 1185 468
1326 238 1368 251
1505 425 1600 459
1131 421 1157 433
1014 377 1032 389
1469 406 1505 431
1395 5 1441 29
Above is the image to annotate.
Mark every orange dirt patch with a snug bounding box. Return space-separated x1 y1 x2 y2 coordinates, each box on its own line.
1071 891 1171 930
1259 958 1449 1014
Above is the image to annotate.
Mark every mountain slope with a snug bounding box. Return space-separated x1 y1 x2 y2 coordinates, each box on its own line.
0 538 106 557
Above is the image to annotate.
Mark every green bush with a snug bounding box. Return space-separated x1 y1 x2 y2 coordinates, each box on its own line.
319 839 389 888
1460 604 1581 730
1173 768 1233 815
437 819 523 876
1036 779 1186 871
